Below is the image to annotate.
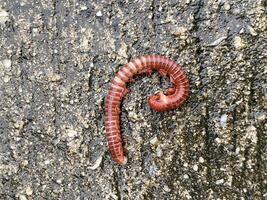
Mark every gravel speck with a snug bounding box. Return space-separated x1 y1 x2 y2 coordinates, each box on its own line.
25 186 33 196
18 195 27 200
223 2 231 11
66 129 78 138
255 112 266 122
245 126 258 143
80 5 88 11
1 59 11 69
199 157 205 163
207 36 227 47
183 174 189 179
150 136 158 145
163 185 171 192
192 164 198 171
220 114 228 128
234 36 246 50
96 11 102 17
216 179 224 185
247 25 258 36
156 146 163 157
88 154 103 170
0 8 8 25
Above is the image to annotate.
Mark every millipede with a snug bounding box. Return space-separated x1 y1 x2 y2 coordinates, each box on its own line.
105 55 190 165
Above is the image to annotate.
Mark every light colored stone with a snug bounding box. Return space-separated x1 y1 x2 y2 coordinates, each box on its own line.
49 73 61 82
163 185 171 192
80 5 87 11
66 129 77 138
255 112 266 122
156 146 163 157
88 154 103 170
172 27 188 40
216 179 224 185
247 25 257 36
245 126 257 143
223 2 231 11
207 36 227 47
150 136 158 145
3 75 10 83
193 164 198 171
19 195 27 200
220 114 228 127
0 8 8 25
199 157 205 163
25 186 33 196
234 36 246 50
96 11 102 17
2 59 11 69
183 174 189 179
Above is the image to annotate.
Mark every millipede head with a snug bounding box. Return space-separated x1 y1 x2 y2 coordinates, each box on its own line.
148 92 169 112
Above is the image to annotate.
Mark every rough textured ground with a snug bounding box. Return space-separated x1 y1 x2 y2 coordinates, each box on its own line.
0 0 266 199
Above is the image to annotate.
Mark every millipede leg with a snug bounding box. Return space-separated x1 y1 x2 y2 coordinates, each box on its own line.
159 69 167 76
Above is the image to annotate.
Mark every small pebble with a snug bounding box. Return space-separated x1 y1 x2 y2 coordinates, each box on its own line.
32 28 39 34
172 27 188 40
163 185 171 192
19 195 27 200
220 114 228 127
199 157 205 163
80 5 88 11
22 160 29 166
88 154 103 170
207 36 227 47
223 2 231 11
2 59 11 69
233 36 246 50
193 164 198 171
216 179 224 185
183 174 189 179
66 129 77 138
247 25 257 36
44 160 50 165
156 146 163 157
0 8 8 25
3 75 10 83
96 11 102 17
49 73 61 82
255 112 266 122
150 136 158 145
25 186 33 196
14 121 24 129
246 125 257 143
215 137 221 143
56 179 62 184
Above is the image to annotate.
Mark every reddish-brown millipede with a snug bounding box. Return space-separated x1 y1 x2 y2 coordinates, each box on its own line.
105 55 189 165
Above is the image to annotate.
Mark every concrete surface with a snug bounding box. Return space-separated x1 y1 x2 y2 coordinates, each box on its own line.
0 0 266 199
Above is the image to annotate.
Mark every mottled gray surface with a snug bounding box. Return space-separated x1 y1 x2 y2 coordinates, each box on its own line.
0 0 266 199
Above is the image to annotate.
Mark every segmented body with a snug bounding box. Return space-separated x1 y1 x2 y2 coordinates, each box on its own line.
105 55 189 165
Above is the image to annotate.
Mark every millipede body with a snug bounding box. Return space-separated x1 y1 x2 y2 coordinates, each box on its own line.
105 55 189 165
